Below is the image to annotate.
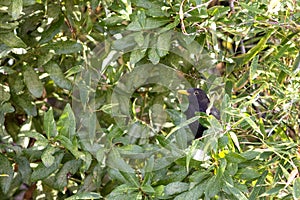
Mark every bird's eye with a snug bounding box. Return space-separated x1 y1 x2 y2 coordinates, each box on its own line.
194 91 199 95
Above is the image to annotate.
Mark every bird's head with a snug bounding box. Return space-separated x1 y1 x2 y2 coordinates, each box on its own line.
178 88 210 113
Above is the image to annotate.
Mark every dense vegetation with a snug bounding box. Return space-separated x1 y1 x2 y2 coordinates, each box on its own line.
0 0 299 199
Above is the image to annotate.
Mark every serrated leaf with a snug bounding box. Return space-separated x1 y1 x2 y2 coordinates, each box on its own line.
44 61 72 90
0 154 13 194
44 107 58 138
31 152 64 182
0 32 27 48
10 0 23 20
23 66 44 98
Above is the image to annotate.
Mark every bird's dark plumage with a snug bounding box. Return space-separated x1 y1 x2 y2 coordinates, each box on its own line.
178 88 220 139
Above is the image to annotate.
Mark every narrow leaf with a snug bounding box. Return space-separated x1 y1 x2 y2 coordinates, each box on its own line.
44 61 72 90
41 145 56 167
293 177 300 200
23 66 44 98
0 32 27 48
44 107 58 138
56 104 76 139
31 153 64 182
0 154 13 194
248 170 268 200
10 0 23 20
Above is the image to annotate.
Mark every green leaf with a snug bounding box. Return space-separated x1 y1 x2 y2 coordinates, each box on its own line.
55 135 82 158
292 52 300 73
0 32 27 48
44 41 83 55
0 154 14 194
57 104 76 138
248 170 268 200
31 152 64 182
65 192 102 200
225 181 248 200
106 184 139 199
127 17 169 31
130 49 147 65
164 182 189 196
10 0 23 20
44 107 58 138
0 85 10 103
244 116 264 138
205 176 222 198
239 2 264 15
141 184 155 194
0 66 16 75
166 116 201 139
39 16 64 44
157 31 172 57
41 145 57 167
174 182 205 200
13 92 37 116
234 30 273 66
0 103 14 125
22 131 48 146
293 177 300 200
225 152 246 163
237 167 261 181
249 56 259 83
23 66 44 98
44 61 72 90
106 148 135 174
16 157 32 185
148 48 160 65
55 159 82 190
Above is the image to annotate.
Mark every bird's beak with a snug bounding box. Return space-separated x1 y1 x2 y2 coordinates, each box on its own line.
178 89 190 96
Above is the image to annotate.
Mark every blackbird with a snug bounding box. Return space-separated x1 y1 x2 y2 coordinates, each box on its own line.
178 88 220 139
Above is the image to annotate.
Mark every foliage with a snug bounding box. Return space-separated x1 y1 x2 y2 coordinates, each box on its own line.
0 0 300 199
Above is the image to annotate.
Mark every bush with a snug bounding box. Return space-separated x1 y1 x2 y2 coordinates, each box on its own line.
0 0 299 199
